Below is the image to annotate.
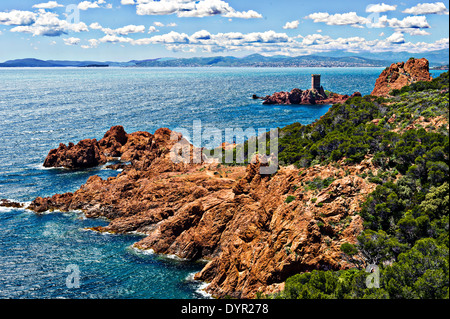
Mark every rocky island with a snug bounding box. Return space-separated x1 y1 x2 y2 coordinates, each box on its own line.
253 74 361 105
2 59 448 299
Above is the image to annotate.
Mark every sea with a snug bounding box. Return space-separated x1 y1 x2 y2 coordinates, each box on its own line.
0 67 445 299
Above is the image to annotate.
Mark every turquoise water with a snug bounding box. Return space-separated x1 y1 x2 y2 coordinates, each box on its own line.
0 67 445 299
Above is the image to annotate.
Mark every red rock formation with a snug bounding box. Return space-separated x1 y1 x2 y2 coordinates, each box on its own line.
98 125 128 157
42 125 183 170
44 126 128 169
43 138 107 169
371 58 432 96
0 199 24 208
26 126 379 298
260 87 360 105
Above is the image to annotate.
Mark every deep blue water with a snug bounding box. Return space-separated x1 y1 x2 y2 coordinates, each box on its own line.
0 67 445 299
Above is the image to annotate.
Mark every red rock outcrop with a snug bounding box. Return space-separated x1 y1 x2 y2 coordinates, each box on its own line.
371 58 432 96
0 199 24 208
42 125 185 169
43 125 128 169
258 88 361 105
24 126 378 298
43 138 107 169
98 125 128 157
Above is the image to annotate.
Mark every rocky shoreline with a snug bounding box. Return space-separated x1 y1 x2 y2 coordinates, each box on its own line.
1 124 379 298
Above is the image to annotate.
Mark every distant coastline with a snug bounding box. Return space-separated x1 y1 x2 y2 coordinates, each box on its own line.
431 64 449 70
1 50 448 69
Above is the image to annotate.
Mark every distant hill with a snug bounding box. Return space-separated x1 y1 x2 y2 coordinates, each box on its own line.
133 54 388 67
0 58 110 67
0 49 447 68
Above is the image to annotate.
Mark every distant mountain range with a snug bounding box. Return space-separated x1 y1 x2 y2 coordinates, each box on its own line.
0 49 448 68
132 54 389 67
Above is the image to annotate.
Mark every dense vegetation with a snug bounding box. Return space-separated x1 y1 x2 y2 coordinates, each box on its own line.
277 72 449 168
268 72 449 299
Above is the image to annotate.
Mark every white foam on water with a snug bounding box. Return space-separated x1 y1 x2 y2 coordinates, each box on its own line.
163 253 188 261
128 244 155 255
128 230 147 237
82 228 118 236
185 271 213 299
29 163 61 170
0 206 14 213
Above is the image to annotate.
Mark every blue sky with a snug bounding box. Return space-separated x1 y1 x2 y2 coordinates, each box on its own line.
0 0 449 61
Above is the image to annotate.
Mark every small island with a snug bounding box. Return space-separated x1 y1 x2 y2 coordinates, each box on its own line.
80 64 109 68
253 74 361 105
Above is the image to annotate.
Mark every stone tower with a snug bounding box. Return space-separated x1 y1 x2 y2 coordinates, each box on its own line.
311 74 321 91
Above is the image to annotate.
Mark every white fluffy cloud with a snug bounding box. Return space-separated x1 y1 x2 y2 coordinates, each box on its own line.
78 1 99 11
307 10 432 31
105 24 146 35
403 2 449 15
386 15 431 29
385 32 405 43
33 1 64 9
306 12 369 27
134 0 262 18
2 0 447 57
366 14 431 31
400 28 431 36
9 11 88 36
283 20 299 29
64 37 81 45
143 30 189 43
222 10 262 19
131 30 290 52
366 3 397 13
89 22 103 30
87 38 99 47
153 21 177 27
99 34 133 43
0 10 36 26
89 22 147 35
125 28 449 57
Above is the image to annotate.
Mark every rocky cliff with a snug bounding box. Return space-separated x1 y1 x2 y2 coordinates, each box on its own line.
371 58 432 96
21 126 378 298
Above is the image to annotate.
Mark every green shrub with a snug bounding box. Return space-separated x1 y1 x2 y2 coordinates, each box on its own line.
340 242 358 256
285 195 296 203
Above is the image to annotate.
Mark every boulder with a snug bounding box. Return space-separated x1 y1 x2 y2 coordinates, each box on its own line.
98 125 128 157
43 138 106 169
371 58 432 96
288 88 303 104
